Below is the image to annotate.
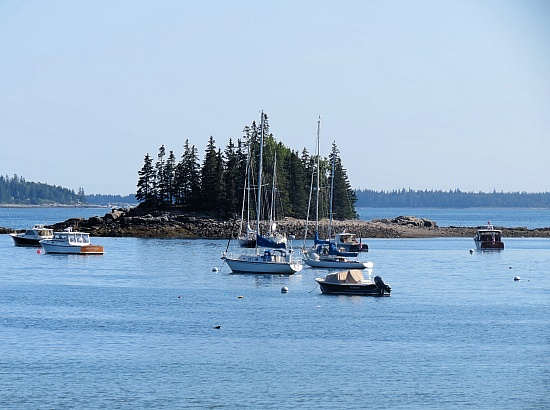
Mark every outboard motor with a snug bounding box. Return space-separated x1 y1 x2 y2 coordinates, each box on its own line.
374 276 391 295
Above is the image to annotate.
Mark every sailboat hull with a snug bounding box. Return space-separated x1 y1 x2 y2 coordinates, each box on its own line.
222 251 302 274
304 258 369 269
224 255 302 275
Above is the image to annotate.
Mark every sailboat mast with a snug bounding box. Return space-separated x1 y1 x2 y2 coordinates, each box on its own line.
315 117 321 235
255 111 265 248
239 143 252 236
269 153 277 234
328 143 335 243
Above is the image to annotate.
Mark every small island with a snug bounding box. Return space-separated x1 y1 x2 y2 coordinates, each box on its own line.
5 206 545 239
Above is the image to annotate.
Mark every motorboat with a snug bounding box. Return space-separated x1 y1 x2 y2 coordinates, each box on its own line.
314 231 367 253
303 246 372 269
474 222 504 250
40 228 104 254
315 269 391 296
222 248 302 274
334 231 367 252
10 224 53 246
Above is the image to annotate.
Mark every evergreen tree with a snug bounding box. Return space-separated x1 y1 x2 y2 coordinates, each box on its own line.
329 142 358 220
155 145 167 204
174 140 199 207
164 150 177 205
286 149 308 218
222 138 241 216
200 136 224 212
136 153 156 204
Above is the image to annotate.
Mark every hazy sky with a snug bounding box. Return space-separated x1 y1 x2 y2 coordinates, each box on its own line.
1 0 549 195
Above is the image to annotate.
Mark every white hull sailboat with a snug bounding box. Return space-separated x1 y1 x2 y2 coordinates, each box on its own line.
303 248 372 269
223 111 302 275
223 249 302 274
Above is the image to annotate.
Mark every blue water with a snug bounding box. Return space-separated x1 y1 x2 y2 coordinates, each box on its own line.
0 206 109 230
357 207 550 229
1 208 549 409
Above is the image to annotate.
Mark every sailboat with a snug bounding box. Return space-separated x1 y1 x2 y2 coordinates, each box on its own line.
256 153 287 249
237 129 287 249
222 111 302 274
302 120 370 269
237 142 257 248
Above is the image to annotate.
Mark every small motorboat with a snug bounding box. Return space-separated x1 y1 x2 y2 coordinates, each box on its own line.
10 224 54 246
40 228 104 254
314 231 367 253
474 222 504 250
315 269 391 296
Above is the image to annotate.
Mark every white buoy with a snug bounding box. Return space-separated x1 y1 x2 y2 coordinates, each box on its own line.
212 267 218 272
514 276 521 281
281 286 289 293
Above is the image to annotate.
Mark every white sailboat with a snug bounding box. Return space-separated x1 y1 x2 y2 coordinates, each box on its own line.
303 120 370 269
237 142 257 248
222 111 302 274
256 153 287 249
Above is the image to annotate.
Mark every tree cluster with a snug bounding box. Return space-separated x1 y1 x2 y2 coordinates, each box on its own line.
0 174 84 205
136 113 358 220
355 188 550 208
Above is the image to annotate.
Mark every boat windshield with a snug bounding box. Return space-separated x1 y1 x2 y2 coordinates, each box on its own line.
66 233 90 244
339 234 355 243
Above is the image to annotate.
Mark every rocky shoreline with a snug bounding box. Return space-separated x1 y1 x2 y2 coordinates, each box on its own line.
3 207 548 239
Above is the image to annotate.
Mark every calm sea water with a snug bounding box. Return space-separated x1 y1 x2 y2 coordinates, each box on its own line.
357 207 550 229
1 208 549 409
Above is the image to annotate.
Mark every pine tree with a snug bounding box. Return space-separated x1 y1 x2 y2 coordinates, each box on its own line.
329 142 358 220
164 150 177 205
286 150 308 218
136 153 156 204
155 145 167 204
222 138 241 216
200 136 224 212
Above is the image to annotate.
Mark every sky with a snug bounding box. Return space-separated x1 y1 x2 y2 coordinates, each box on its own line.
1 0 549 195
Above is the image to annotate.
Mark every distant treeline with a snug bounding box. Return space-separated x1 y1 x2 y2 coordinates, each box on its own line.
355 189 550 208
0 174 84 205
85 194 137 206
